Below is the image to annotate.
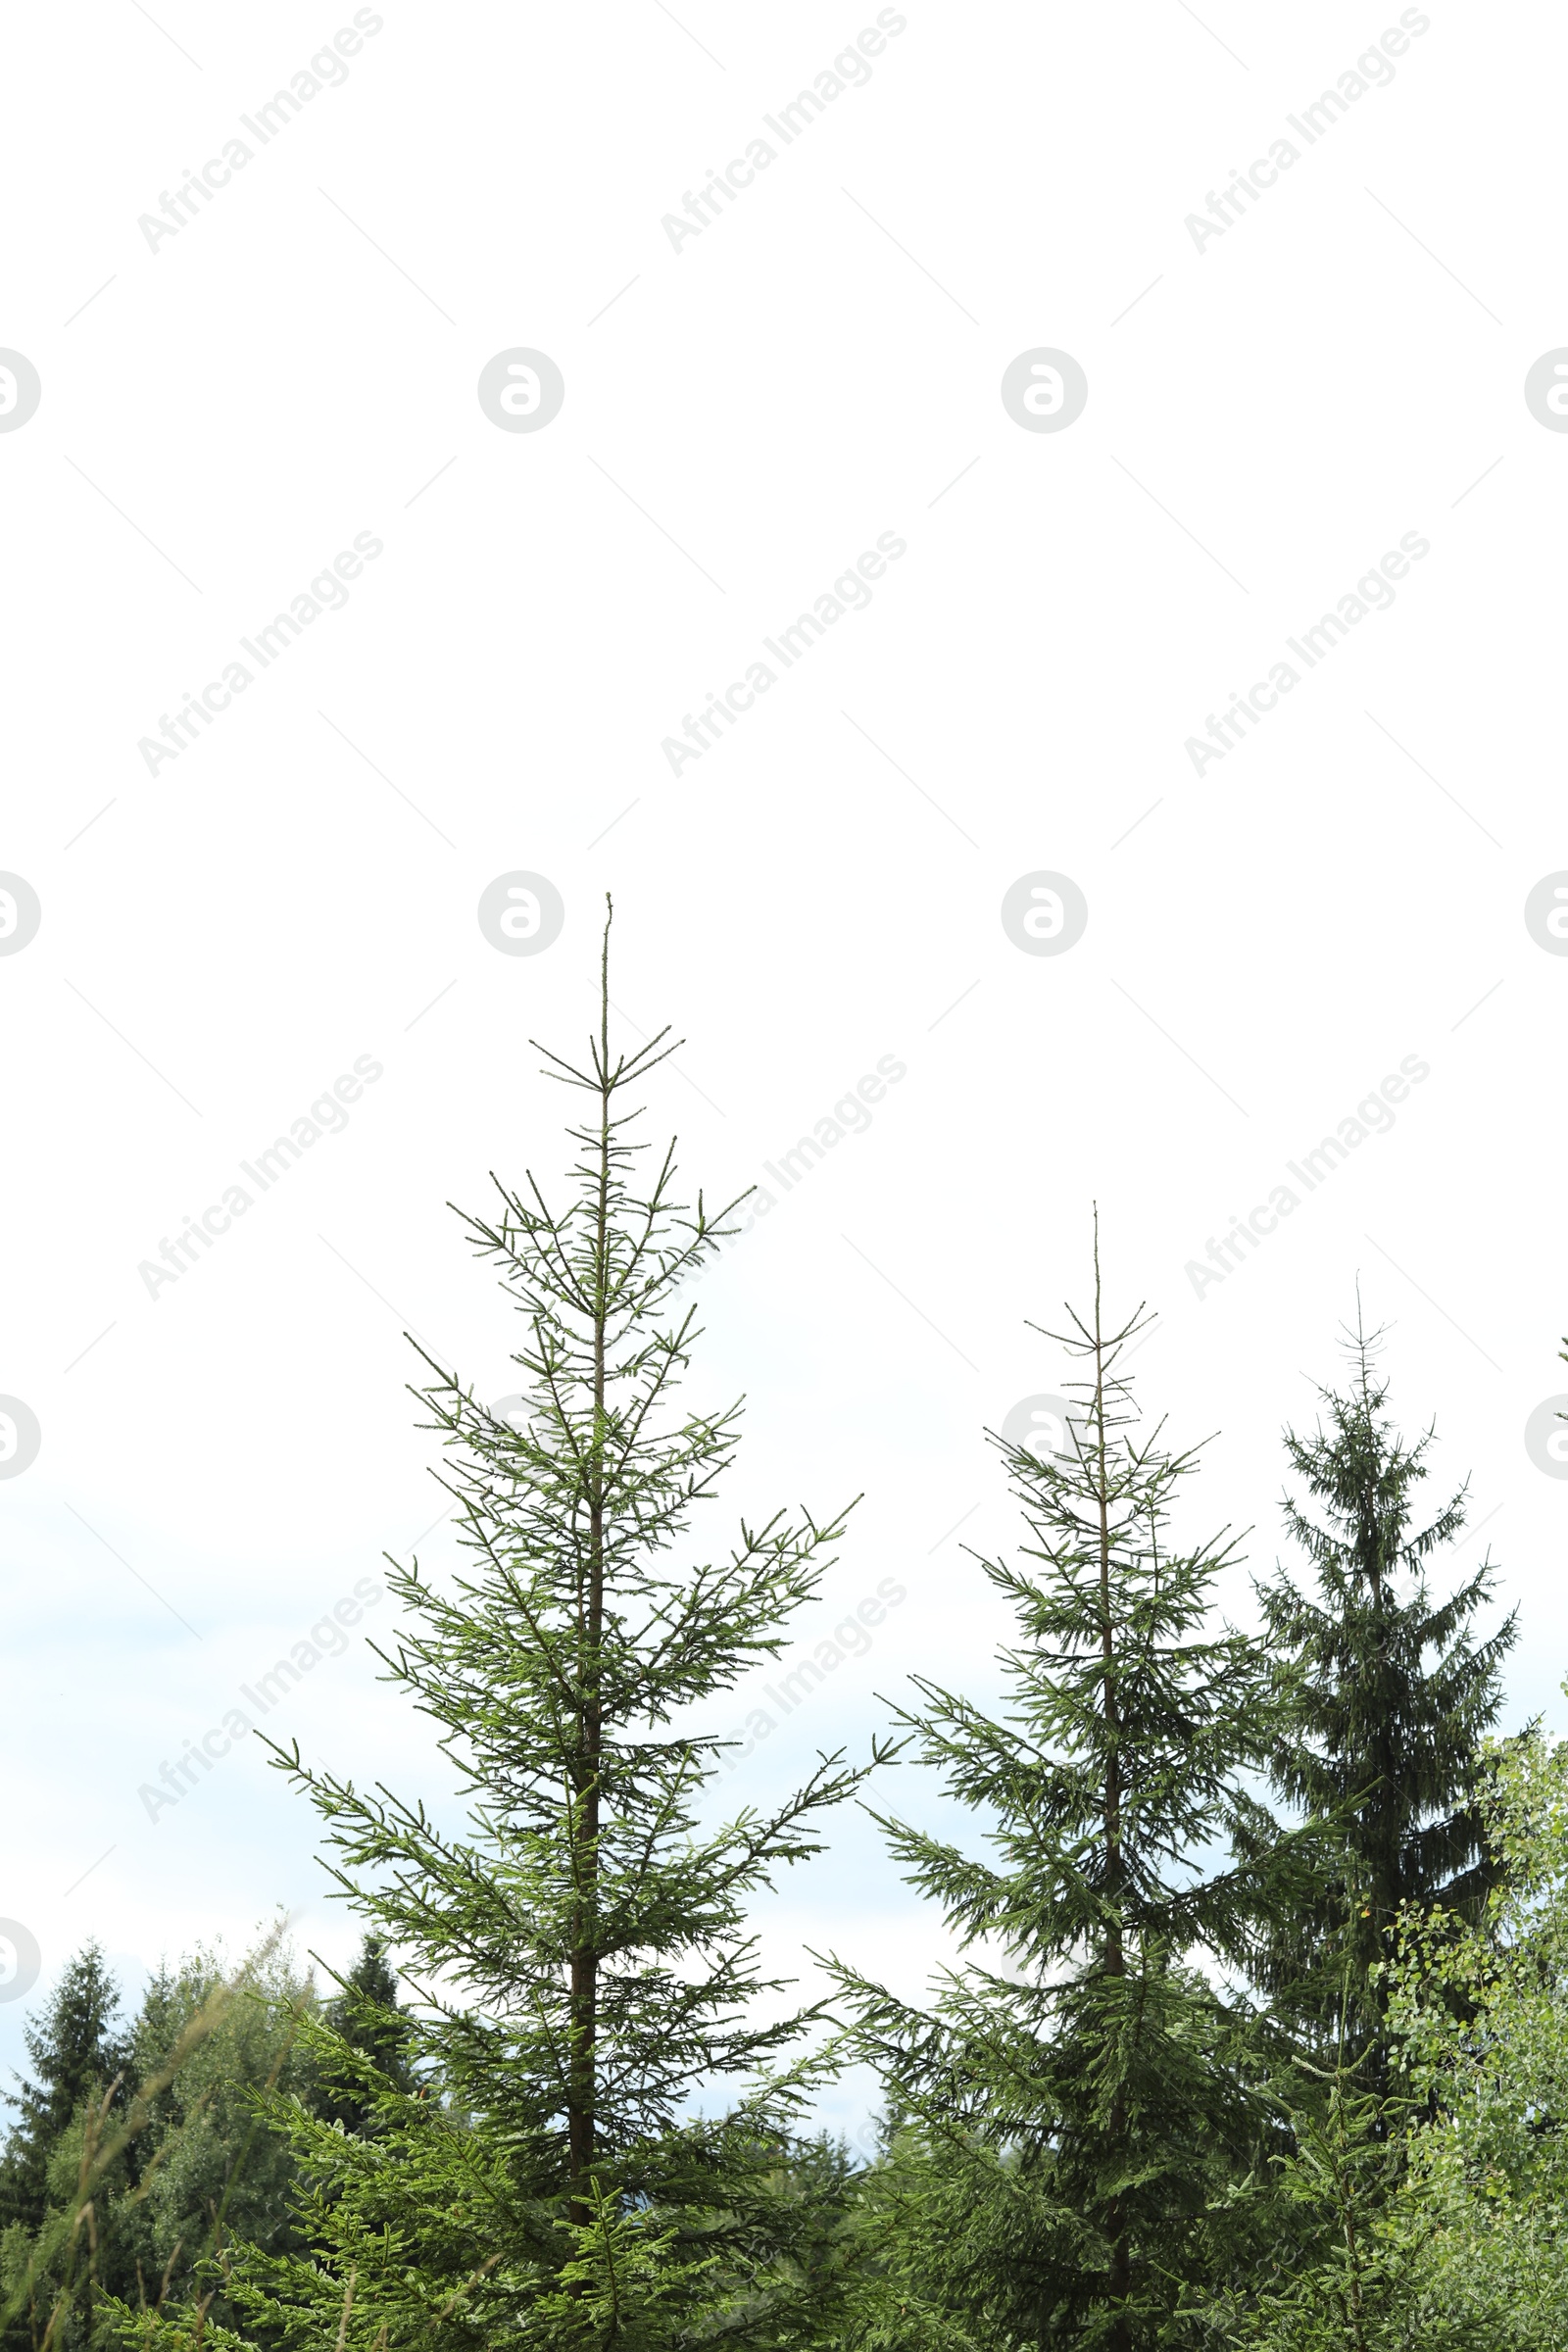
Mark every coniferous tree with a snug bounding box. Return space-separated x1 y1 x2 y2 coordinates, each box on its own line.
828 1235 1311 2352
0 1943 127 2240
1214 2032 1423 2352
1252 1310 1517 2070
112 904 879 2351
314 1934 416 2137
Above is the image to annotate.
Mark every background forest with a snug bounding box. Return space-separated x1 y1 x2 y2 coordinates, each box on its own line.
6 948 1563 2352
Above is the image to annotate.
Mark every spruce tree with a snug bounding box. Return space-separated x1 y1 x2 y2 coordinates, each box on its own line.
0 1942 126 2239
315 1934 416 2137
112 904 877 2351
1252 1310 1517 2067
827 1233 1309 2352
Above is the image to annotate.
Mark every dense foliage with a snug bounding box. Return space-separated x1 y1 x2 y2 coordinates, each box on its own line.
823 1240 1320 2350
4 946 1550 2351
0 1930 322 2349
1250 1314 1516 2076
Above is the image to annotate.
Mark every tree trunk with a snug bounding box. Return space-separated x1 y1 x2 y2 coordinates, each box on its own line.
1092 1241 1132 2352
566 1014 612 2230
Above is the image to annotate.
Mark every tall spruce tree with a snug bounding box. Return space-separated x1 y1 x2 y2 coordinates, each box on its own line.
827 1234 1309 2352
1252 1309 1517 2066
112 904 877 2352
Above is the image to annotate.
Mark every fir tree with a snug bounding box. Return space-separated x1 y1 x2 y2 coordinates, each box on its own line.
1252 1308 1517 2066
315 1935 416 2137
0 1943 127 2239
112 903 879 2350
1214 2024 1423 2352
827 1232 1310 2352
